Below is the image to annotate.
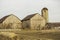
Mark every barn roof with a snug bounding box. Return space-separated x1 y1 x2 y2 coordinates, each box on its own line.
0 15 10 23
22 13 38 21
0 14 21 23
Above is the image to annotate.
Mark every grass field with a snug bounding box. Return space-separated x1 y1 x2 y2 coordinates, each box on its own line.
16 29 60 40
0 29 60 40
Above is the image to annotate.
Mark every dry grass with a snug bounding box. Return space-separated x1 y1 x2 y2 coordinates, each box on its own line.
0 29 60 40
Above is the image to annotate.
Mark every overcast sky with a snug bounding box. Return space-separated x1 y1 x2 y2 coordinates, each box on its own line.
0 0 60 22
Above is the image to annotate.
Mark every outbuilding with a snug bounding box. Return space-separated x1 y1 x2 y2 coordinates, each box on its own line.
22 13 46 30
0 14 22 29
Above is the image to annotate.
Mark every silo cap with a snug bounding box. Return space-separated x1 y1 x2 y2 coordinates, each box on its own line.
42 7 48 10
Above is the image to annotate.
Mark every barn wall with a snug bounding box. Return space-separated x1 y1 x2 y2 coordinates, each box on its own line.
22 20 30 29
30 14 46 30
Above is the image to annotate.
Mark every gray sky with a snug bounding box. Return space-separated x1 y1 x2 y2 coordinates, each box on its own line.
0 0 60 22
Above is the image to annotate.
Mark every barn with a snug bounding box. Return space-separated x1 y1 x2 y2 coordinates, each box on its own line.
0 14 22 29
22 13 46 30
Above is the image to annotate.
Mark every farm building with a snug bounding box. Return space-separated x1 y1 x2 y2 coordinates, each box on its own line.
22 13 46 30
41 7 48 23
0 14 22 29
47 23 60 29
22 8 48 30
